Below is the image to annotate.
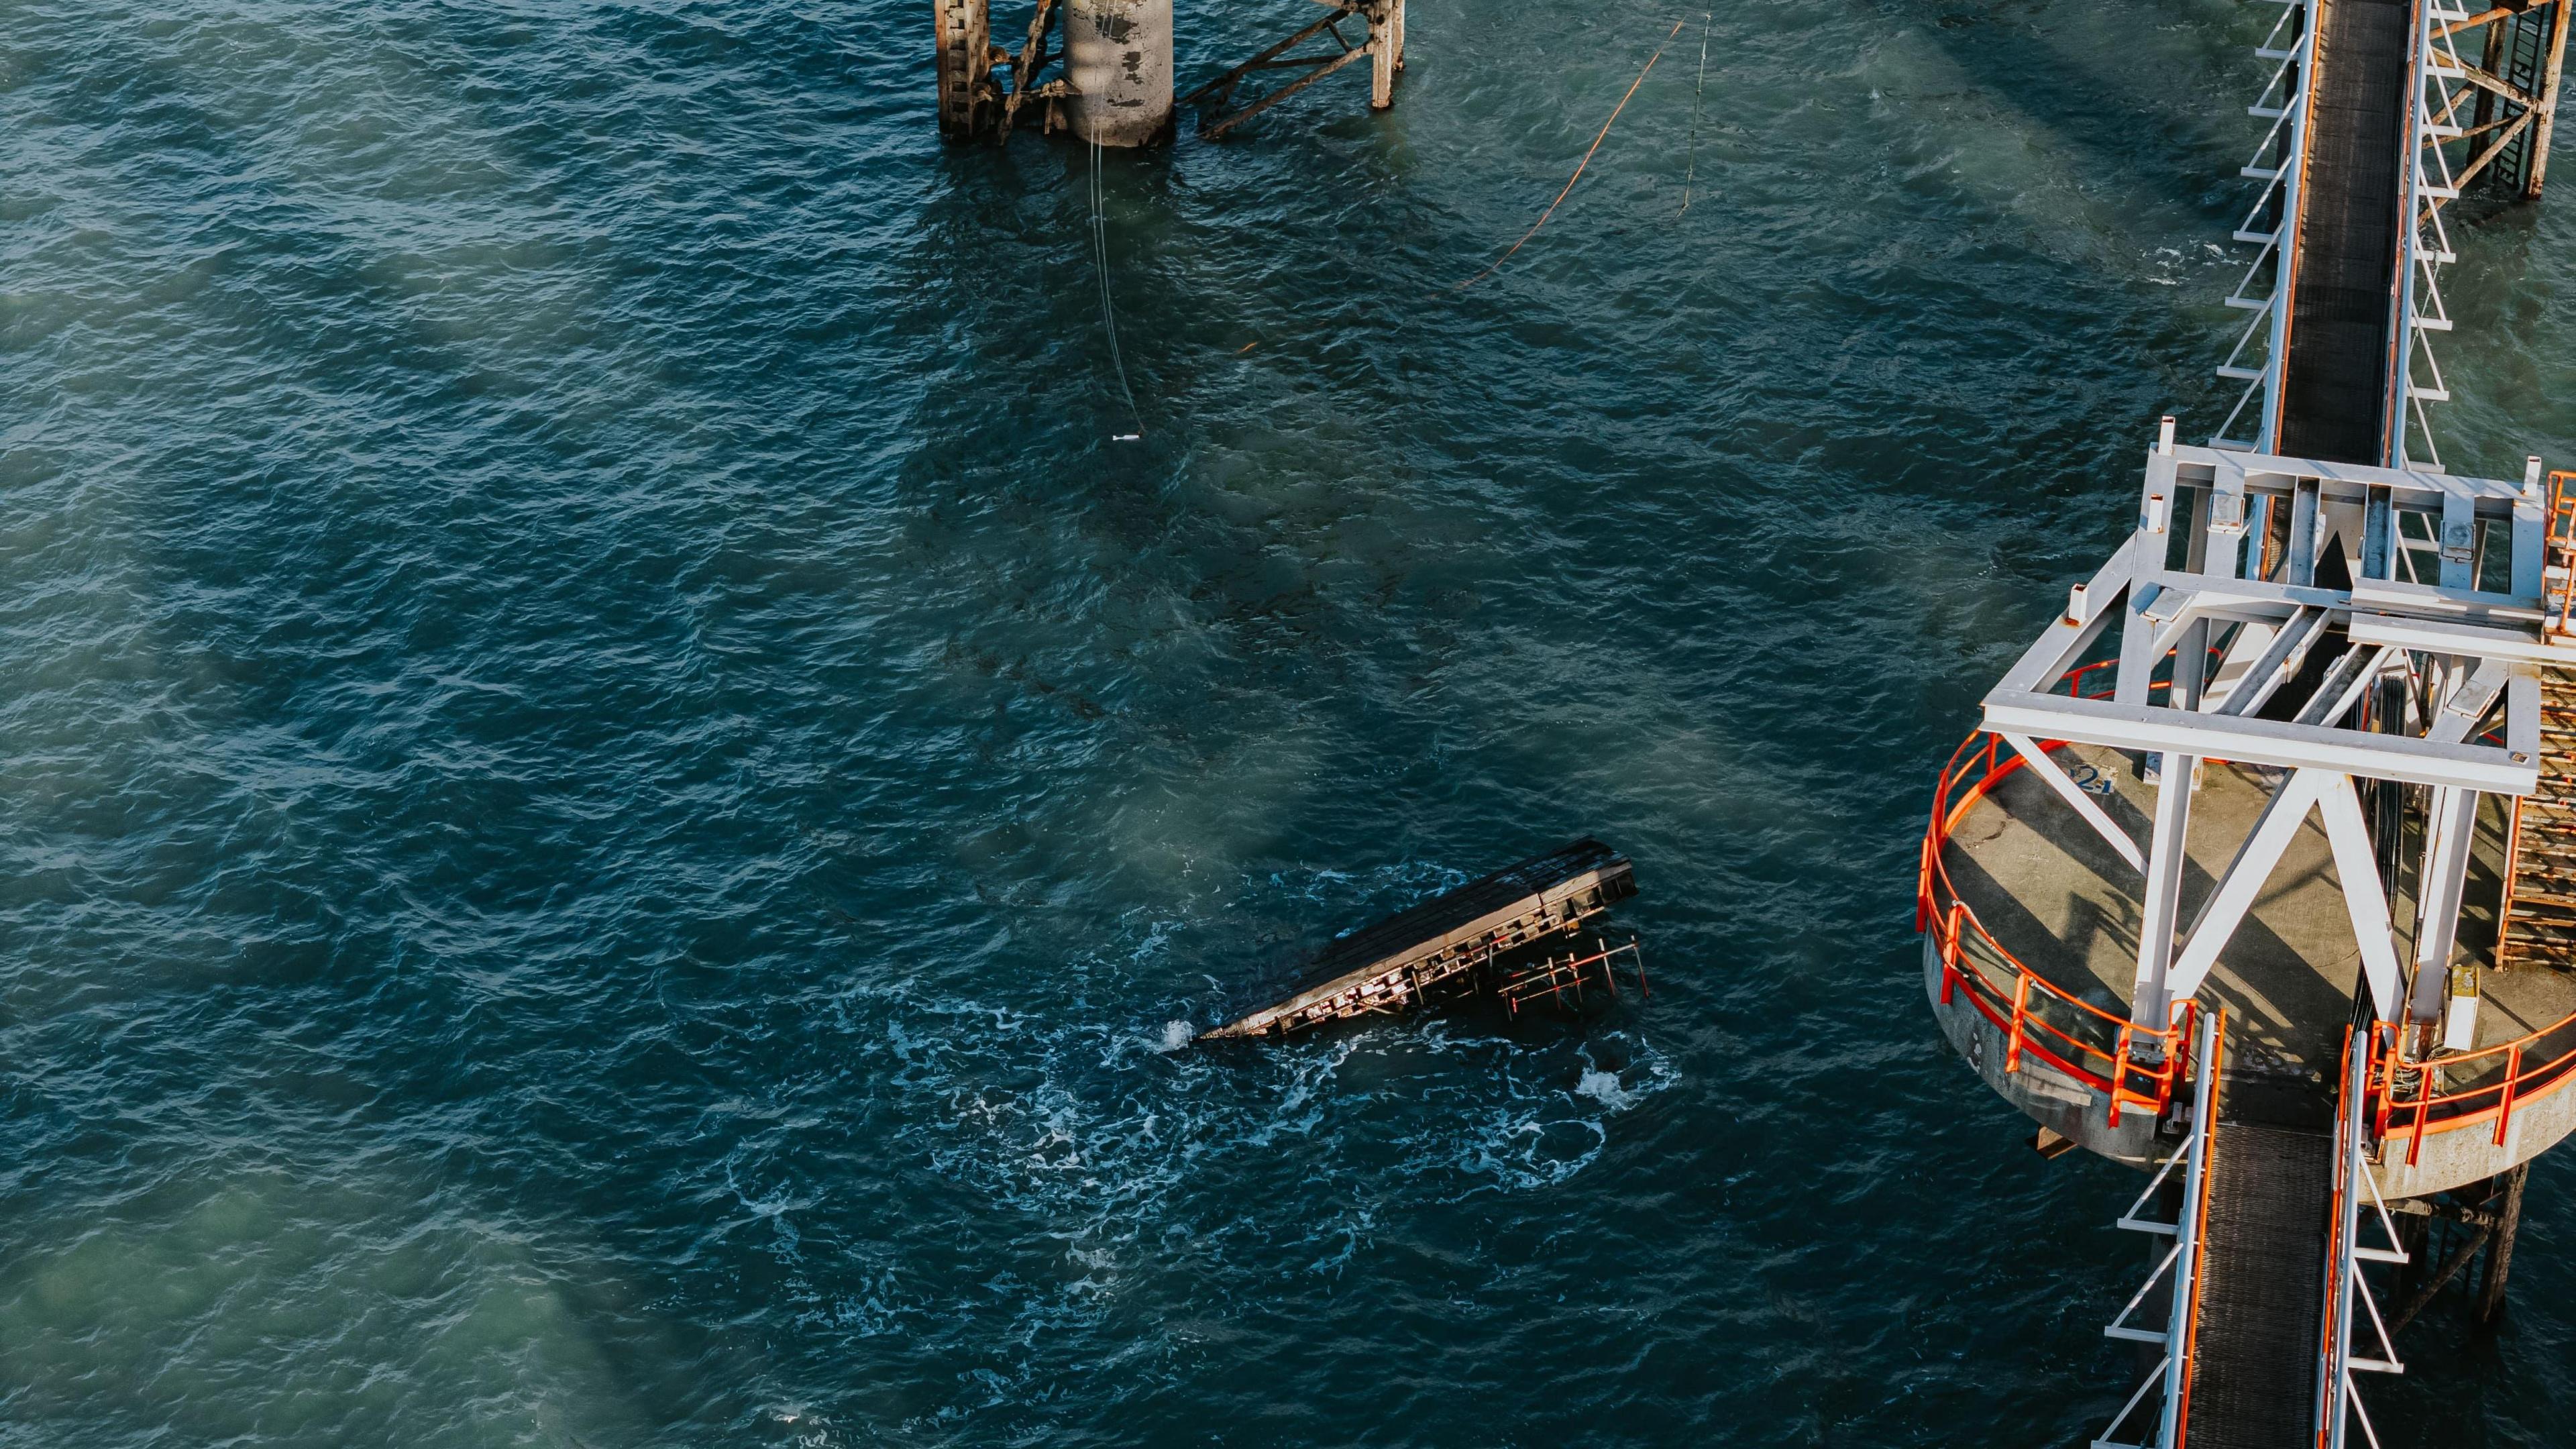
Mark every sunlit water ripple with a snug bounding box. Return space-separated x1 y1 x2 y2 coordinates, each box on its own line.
5 1 2575 1445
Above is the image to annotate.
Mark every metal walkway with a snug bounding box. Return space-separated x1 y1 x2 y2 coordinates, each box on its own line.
2175 4 2527 1419
2097 1019 2406 1449
2277 0 2414 464
2182 1120 2335 1448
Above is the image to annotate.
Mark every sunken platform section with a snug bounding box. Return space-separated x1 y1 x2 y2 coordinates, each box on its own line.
1200 839 1636 1040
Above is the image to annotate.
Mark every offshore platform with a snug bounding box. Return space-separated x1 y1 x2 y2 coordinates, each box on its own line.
1921 1 2575 1445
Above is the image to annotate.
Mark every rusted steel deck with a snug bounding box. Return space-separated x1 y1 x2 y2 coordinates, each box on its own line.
1200 839 1636 1040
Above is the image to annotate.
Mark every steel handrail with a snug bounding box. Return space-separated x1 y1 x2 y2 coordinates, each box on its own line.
1921 666 2196 1122
1929 653 2576 1159
2370 1007 2576 1163
2546 469 2576 635
2164 1006 2224 1449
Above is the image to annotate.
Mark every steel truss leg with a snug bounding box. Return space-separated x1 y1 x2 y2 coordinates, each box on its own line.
2166 769 2330 1003
1369 0 1404 109
2475 1163 2528 1322
2320 775 2408 1020
2408 785 2480 1028
1184 3 1395 140
2134 759 2198 1028
2530 0 2571 197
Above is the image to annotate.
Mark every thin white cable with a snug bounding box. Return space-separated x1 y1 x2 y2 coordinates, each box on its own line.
1679 11 1711 215
1088 126 1144 441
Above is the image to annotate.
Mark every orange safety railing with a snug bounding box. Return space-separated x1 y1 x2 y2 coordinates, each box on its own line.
1932 578 2576 1166
2546 469 2576 635
1919 659 2197 1125
2368 1006 2576 1165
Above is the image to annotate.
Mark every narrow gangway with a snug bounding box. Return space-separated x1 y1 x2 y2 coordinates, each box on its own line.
2275 0 2414 462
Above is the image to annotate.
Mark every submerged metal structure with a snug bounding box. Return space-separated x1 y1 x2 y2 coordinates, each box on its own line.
1923 0 2576 1443
932 0 1409 146
1201 839 1636 1040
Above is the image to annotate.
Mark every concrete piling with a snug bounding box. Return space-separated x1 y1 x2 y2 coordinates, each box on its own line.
1065 0 1175 148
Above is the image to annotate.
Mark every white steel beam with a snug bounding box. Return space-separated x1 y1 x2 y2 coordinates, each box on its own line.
2318 774 2405 1020
2166 769 2332 1002
2144 570 2540 623
1994 536 2143 698
2116 582 2163 707
2408 784 2480 1024
2204 616 2283 712
2288 476 2322 583
2001 734 2145 872
2294 644 2390 728
2425 655 2510 744
2174 773 2339 1000
2349 574 2543 619
2509 667 2540 765
2213 605 2328 716
2182 443 2525 504
1982 689 2537 794
2349 608 2576 665
2512 474 2544 598
2133 759 2198 1028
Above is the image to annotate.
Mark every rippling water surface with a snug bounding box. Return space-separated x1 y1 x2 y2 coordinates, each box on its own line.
8 1 2576 1444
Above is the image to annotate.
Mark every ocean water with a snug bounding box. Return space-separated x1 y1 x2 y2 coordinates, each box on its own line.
6 1 2575 1445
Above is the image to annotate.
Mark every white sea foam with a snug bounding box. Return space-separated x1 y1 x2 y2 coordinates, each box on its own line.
1574 1066 1637 1110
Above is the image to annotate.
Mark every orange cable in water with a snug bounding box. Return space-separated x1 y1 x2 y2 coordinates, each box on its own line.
1455 17 1688 292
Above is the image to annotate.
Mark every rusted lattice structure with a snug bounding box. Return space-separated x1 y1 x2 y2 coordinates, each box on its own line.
1181 0 1407 140
934 0 1073 144
934 0 1407 146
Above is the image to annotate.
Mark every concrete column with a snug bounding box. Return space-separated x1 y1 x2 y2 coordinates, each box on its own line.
1066 0 1174 148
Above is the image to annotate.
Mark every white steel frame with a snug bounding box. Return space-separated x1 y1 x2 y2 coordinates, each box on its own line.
2094 1008 2222 1449
2214 0 2315 453
2217 0 2481 468
2392 0 2481 470
1983 425 2551 1034
2316 1033 2409 1449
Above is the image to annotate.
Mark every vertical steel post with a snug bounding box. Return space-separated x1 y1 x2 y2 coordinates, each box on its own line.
1368 0 1405 109
2408 784 2479 1026
2135 763 2198 1030
936 0 998 142
2475 18 2507 140
2475 1164 2528 1322
1066 0 1176 146
2529 0 2573 197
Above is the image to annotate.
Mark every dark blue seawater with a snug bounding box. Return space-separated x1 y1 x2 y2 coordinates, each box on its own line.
7 2 2576 1444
